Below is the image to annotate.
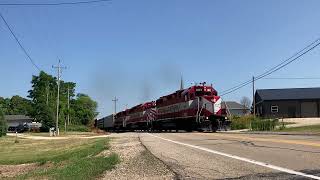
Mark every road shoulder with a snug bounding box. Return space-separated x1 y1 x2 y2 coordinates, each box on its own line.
100 133 175 180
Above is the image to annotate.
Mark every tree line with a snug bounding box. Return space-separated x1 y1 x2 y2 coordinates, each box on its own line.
0 71 98 132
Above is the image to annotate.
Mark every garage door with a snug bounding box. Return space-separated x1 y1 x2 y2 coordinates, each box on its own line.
301 102 318 117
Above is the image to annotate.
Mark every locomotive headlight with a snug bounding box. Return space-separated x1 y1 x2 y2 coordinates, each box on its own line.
206 117 209 120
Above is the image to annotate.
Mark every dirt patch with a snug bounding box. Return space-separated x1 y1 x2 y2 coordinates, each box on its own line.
96 149 112 157
6 133 110 140
0 163 37 178
283 118 320 128
100 133 175 180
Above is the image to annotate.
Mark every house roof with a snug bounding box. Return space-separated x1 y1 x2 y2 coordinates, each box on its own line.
4 115 33 121
256 87 320 101
222 101 248 110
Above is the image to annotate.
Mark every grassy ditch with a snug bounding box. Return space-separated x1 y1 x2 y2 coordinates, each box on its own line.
0 136 119 179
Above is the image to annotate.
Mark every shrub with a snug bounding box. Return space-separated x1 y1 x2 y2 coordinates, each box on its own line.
67 124 90 132
251 119 278 131
230 115 278 131
230 115 254 130
0 108 7 137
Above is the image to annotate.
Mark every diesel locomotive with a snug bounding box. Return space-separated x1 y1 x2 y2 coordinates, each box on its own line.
97 84 230 132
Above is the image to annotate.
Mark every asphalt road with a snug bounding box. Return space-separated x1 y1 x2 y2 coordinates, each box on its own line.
139 132 320 180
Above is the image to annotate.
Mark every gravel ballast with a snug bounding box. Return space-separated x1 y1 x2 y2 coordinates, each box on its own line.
100 133 175 180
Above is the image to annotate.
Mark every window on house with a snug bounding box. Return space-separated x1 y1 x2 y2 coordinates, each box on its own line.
271 105 278 113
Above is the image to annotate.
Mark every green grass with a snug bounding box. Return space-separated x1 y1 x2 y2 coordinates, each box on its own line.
230 115 254 130
66 125 90 132
229 115 276 131
0 136 119 179
18 153 119 180
251 119 278 131
275 124 320 133
229 115 298 131
0 137 106 165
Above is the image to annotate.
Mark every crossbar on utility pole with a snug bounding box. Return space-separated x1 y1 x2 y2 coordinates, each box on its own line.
52 59 66 136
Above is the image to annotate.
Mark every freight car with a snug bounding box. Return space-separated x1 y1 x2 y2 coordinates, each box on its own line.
97 115 114 131
97 84 230 132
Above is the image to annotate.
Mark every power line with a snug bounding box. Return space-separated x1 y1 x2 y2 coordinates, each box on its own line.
220 79 252 95
0 12 41 71
0 0 110 6
255 38 320 80
254 40 320 82
220 80 252 96
220 38 320 95
264 77 320 80
220 38 320 96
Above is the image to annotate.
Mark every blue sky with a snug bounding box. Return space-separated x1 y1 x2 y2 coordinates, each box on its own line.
1 0 320 117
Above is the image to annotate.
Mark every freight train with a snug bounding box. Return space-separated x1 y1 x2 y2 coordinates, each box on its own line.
97 83 230 132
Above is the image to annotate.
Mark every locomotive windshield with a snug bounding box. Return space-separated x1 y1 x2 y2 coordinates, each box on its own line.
195 88 212 96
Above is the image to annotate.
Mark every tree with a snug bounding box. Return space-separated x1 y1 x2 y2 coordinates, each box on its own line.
37 105 55 132
0 97 10 115
72 94 98 125
0 108 7 137
0 70 98 133
240 96 251 114
0 96 31 115
26 71 96 131
28 71 56 130
8 96 32 115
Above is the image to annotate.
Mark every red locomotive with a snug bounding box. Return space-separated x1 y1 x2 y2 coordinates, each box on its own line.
98 83 229 132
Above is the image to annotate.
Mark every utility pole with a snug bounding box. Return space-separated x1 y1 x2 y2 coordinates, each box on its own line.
112 97 118 115
252 76 256 118
67 85 70 126
52 59 66 136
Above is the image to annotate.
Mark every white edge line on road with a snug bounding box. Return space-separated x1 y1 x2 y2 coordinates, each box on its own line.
147 133 320 180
